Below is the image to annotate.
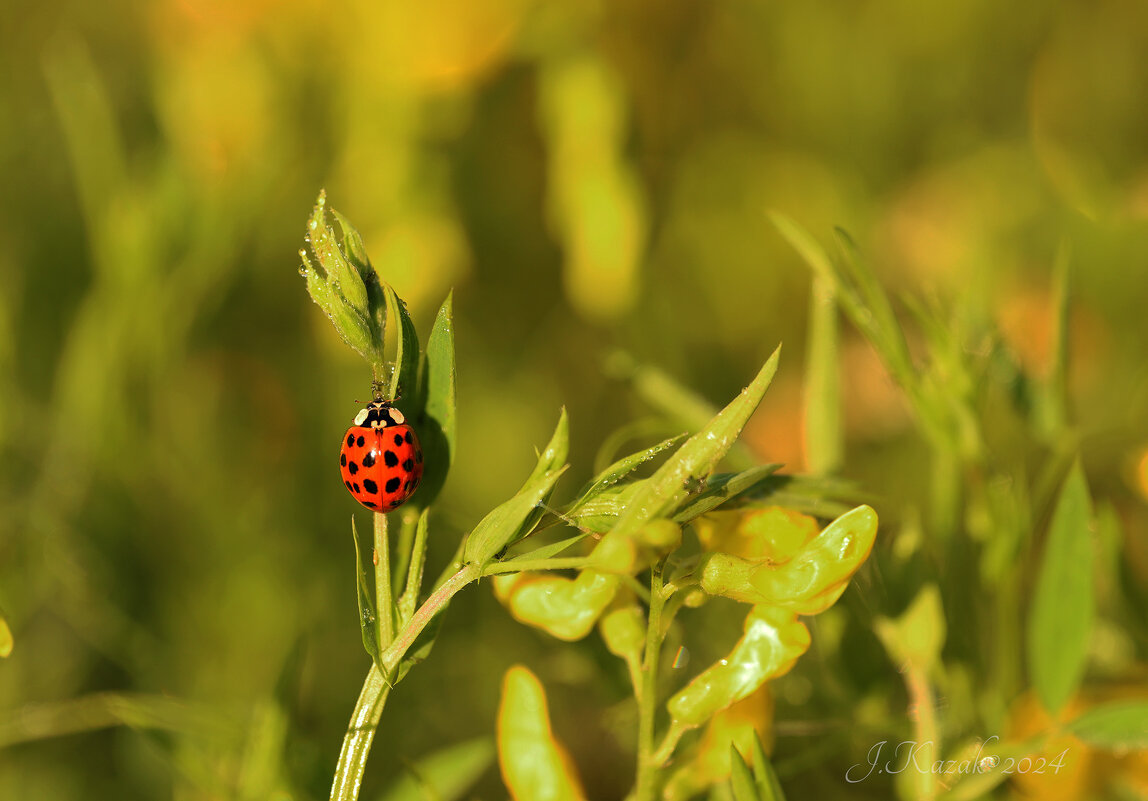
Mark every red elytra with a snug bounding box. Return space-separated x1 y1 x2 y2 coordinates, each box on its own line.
339 400 423 512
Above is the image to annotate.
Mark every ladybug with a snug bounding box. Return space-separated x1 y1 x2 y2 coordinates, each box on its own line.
340 400 423 512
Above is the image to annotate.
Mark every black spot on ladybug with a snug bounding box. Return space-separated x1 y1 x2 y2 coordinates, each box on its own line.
356 435 365 448
353 482 361 493
402 459 414 472
416 450 423 464
404 430 413 444
362 478 378 494
347 433 355 447
363 500 378 508
362 451 375 468
340 453 347 467
385 477 401 494
403 479 412 492
384 450 399 467
348 461 359 475
393 433 403 446
345 480 353 491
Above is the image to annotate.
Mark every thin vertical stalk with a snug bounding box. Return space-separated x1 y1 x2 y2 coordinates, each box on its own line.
374 512 393 647
634 561 667 801
329 564 479 801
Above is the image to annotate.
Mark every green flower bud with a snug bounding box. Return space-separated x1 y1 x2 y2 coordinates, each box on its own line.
299 190 386 368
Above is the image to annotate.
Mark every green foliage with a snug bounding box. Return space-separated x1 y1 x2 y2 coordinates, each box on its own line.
1066 701 1148 749
301 191 387 370
378 737 495 801
1027 460 1095 715
728 735 787 801
5 8 1147 801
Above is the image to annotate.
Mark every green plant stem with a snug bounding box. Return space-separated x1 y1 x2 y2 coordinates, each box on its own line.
651 721 686 768
329 667 391 801
904 662 938 801
634 560 667 801
374 512 394 647
330 564 479 801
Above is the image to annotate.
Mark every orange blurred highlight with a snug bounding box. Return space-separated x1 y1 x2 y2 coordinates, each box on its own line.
744 373 805 471
351 0 533 93
1006 687 1148 801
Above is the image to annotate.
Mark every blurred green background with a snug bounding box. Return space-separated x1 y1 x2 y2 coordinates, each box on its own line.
2 0 1148 798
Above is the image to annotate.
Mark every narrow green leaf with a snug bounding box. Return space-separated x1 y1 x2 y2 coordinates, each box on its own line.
832 227 917 387
528 408 570 483
378 737 496 801
42 37 127 238
1027 459 1094 715
463 468 568 567
1066 701 1148 749
236 697 289 801
609 345 782 541
605 351 719 431
0 614 12 658
0 692 235 748
574 433 686 503
803 272 841 475
352 518 383 670
385 284 421 403
672 465 782 523
729 745 760 801
769 212 837 285
732 473 861 519
393 607 447 685
771 214 919 414
1038 245 1071 440
502 531 589 563
398 509 431 626
751 733 786 801
416 293 456 505
513 408 570 539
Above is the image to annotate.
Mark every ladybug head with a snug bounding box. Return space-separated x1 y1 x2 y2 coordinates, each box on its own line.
353 400 406 429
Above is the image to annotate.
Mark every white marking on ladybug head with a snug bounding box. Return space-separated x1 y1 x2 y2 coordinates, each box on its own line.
353 408 369 426
389 408 405 424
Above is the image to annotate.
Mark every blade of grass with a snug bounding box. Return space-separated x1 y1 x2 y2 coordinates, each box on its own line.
804 271 841 475
751 734 786 801
397 508 431 626
385 284 421 402
1027 459 1094 715
352 518 383 670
